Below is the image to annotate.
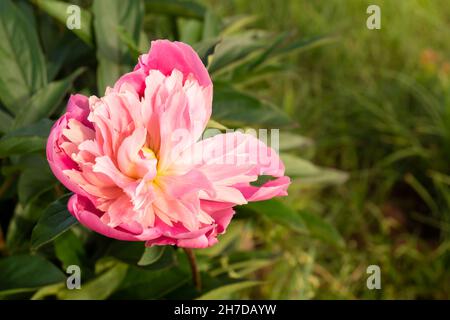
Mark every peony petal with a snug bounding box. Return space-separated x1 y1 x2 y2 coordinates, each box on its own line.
114 40 211 96
177 131 290 205
68 194 161 241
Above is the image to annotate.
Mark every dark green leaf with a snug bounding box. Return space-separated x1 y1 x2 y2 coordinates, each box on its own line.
111 264 190 299
107 241 176 270
272 35 334 57
213 85 294 128
208 31 267 74
54 229 87 270
0 254 65 293
6 190 57 253
31 194 77 250
0 119 52 158
18 157 56 204
193 38 220 66
138 246 177 270
0 0 47 114
13 68 85 128
244 31 290 71
46 38 91 81
105 241 145 264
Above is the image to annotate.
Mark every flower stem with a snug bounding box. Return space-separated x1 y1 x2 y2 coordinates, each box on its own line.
183 248 202 291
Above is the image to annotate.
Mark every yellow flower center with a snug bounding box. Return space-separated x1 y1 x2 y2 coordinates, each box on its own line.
142 146 157 159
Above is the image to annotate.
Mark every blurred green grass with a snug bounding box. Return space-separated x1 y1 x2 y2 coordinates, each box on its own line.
208 0 450 299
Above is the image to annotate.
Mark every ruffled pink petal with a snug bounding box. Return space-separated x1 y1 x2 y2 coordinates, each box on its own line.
66 94 92 128
114 40 211 96
68 194 161 241
145 223 217 248
46 95 92 197
235 176 290 202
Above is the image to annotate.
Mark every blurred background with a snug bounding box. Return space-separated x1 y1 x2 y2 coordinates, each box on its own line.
0 0 449 299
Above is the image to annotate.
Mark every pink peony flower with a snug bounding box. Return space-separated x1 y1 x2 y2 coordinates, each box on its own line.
46 40 290 248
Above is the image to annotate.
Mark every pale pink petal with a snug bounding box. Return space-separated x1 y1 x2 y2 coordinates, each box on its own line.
177 131 290 206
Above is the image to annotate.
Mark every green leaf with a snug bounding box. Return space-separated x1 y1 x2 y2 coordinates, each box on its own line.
208 31 267 75
178 19 203 45
298 211 345 248
192 38 220 66
18 157 56 204
281 153 321 177
46 38 91 81
106 241 146 265
206 119 228 130
138 246 177 270
31 194 77 250
0 0 47 114
33 0 93 46
58 262 128 300
117 26 143 60
111 264 190 299
272 35 335 58
197 281 261 300
6 190 56 253
0 109 13 134
0 254 65 293
13 68 85 128
281 153 348 185
202 10 221 40
145 0 206 20
244 31 290 71
296 168 349 186
93 0 144 94
0 119 52 158
31 283 65 300
222 15 259 36
227 34 334 83
245 199 307 234
54 230 86 270
106 241 176 270
213 85 294 128
138 246 165 265
279 132 313 151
